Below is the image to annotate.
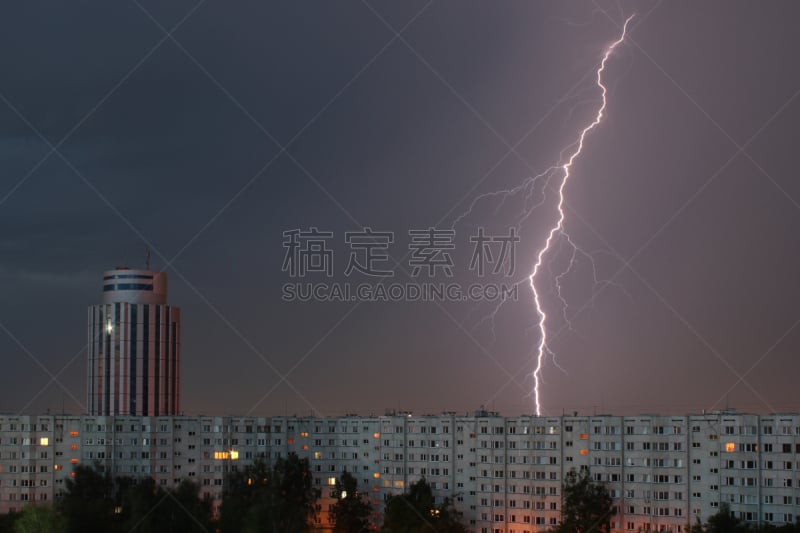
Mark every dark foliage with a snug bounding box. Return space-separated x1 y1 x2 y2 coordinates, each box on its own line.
382 478 468 533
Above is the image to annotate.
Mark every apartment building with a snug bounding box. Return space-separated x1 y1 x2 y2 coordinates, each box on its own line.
0 411 798 532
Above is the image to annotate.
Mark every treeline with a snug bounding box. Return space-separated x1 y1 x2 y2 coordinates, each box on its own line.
6 461 799 533
0 452 469 532
1 462 213 533
548 469 800 533
690 504 800 533
544 470 800 533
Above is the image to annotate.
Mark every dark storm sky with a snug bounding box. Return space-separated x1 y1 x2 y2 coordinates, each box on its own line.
2 1 799 418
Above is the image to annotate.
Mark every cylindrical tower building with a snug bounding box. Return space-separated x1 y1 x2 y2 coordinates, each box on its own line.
87 268 181 416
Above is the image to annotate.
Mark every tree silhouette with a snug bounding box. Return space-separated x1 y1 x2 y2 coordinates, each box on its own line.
331 471 373 532
558 469 614 533
59 464 115 533
382 478 467 532
219 453 316 532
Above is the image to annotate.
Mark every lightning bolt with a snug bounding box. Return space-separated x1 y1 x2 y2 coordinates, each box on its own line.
529 15 634 416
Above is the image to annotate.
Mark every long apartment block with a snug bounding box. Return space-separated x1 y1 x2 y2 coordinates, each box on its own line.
1 411 799 533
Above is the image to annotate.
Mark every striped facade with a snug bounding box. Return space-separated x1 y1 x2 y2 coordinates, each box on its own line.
86 269 180 416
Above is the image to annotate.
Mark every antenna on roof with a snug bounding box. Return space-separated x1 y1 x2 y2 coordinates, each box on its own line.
145 247 151 270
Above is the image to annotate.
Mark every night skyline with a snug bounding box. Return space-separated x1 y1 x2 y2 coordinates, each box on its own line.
1 1 799 418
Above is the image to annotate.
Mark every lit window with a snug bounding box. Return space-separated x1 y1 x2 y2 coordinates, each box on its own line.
328 477 336 486
394 480 405 488
287 438 295 444
580 433 588 440
70 445 79 450
725 443 735 453
580 449 589 455
230 450 239 460
314 452 322 459
373 472 380 479
39 437 49 446
69 431 79 437
301 445 309 450
300 432 309 438
70 458 78 464
373 433 380 439
214 451 230 460
53 465 62 471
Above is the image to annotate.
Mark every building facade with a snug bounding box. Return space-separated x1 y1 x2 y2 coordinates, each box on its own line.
1 411 799 532
86 268 180 416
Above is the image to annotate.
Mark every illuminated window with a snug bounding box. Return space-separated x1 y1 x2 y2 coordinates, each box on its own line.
70 458 78 464
580 449 589 456
211 450 240 460
580 433 589 440
301 445 309 451
70 445 79 450
373 472 380 479
314 452 322 459
300 432 309 438
39 437 49 446
69 431 79 437
725 443 735 453
373 433 380 439
328 477 336 486
394 480 405 488
70 472 76 478
287 438 295 444
53 465 62 471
